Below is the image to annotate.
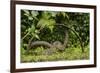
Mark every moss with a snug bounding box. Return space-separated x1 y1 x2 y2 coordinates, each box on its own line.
21 46 89 63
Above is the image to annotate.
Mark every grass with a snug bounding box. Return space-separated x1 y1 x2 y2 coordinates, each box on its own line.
21 45 89 63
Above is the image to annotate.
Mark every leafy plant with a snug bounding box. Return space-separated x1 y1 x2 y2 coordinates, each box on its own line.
21 9 90 62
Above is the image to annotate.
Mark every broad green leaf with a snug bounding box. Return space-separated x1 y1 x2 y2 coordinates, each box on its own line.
37 18 55 32
47 19 56 32
37 18 47 28
48 19 56 25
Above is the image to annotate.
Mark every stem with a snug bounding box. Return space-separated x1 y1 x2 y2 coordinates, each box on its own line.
26 37 34 53
21 32 30 41
56 24 84 52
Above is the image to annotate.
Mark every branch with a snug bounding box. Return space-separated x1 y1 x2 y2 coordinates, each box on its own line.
56 24 84 52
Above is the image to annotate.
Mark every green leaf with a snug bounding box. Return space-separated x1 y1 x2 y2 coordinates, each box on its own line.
42 11 51 19
21 24 26 30
48 19 55 32
48 25 54 32
37 18 47 29
23 10 30 14
50 12 57 17
31 25 35 32
35 34 40 40
35 30 40 34
37 18 55 32
23 10 30 16
28 25 35 33
31 33 40 40
31 11 38 17
61 12 66 18
28 16 33 20
48 19 56 25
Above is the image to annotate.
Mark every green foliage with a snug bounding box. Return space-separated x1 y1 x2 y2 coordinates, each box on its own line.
21 46 89 62
21 9 90 62
37 18 56 32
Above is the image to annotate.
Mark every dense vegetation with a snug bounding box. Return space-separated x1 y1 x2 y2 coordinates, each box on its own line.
21 9 90 63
